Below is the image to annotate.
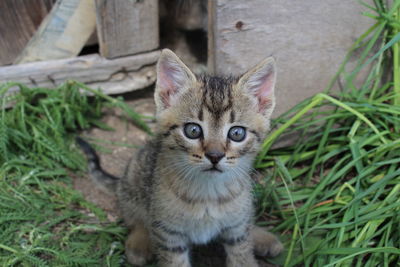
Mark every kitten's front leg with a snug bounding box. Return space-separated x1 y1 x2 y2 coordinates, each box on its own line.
125 222 152 266
151 222 191 267
251 225 283 258
221 223 258 267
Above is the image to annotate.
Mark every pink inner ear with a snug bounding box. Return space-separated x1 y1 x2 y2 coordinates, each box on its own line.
158 63 179 108
255 72 274 112
160 90 172 108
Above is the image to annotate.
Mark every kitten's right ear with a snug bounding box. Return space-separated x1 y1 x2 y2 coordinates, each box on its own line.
155 49 196 112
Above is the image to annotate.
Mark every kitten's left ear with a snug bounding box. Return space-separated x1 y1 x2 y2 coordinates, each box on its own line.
237 57 276 115
155 49 196 113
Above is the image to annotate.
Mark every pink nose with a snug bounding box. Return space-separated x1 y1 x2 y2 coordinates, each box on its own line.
205 150 225 164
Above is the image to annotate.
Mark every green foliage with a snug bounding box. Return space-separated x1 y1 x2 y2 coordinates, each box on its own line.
0 81 139 266
255 1 400 266
1 1 399 266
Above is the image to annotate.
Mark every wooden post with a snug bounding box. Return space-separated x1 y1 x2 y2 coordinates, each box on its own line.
95 0 159 59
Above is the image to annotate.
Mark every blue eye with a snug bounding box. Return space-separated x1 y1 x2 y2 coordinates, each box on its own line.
228 126 246 142
183 123 202 139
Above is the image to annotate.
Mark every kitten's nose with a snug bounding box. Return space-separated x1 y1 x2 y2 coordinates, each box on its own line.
205 150 225 164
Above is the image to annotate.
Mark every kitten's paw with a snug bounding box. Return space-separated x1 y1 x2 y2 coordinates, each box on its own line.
125 225 152 266
251 226 283 257
126 249 149 266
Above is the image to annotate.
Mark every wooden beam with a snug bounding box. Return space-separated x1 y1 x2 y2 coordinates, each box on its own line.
1 50 160 96
14 0 97 64
95 0 159 58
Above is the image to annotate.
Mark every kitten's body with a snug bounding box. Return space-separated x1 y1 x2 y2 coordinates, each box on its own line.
79 50 283 267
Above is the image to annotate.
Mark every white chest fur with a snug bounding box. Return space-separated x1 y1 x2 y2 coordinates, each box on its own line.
155 188 251 245
182 203 231 244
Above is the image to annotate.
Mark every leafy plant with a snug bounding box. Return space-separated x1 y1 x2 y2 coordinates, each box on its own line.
0 81 147 266
255 1 400 266
1 1 399 266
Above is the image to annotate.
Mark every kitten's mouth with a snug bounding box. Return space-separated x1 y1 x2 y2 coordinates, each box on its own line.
204 166 223 173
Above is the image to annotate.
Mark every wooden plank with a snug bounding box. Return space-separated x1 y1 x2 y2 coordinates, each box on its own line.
14 0 97 64
95 0 159 58
1 50 160 96
0 0 55 66
208 0 373 116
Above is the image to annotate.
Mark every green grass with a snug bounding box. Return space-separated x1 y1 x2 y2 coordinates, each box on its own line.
1 0 400 266
254 1 400 266
0 81 149 266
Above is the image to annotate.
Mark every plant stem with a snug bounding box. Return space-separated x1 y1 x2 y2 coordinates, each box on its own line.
318 94 387 144
256 96 323 165
393 6 400 134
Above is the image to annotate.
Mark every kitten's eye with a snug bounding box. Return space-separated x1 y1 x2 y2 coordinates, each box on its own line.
228 126 246 142
183 123 202 139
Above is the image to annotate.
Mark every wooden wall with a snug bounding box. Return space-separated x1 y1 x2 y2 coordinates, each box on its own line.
208 0 373 116
0 0 56 65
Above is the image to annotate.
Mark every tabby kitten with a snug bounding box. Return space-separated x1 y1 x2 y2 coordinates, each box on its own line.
78 49 283 267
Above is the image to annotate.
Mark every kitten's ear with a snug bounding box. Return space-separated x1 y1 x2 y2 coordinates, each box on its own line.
237 57 276 115
155 49 196 112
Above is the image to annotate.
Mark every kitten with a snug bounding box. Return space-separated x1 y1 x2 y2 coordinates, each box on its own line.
78 49 283 267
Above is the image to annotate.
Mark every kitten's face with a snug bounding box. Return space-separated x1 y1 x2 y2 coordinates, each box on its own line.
154 49 276 180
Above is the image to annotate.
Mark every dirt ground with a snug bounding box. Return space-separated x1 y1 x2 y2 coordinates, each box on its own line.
73 88 156 222
73 87 277 267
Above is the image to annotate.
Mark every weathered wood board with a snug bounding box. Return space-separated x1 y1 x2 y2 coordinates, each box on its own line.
1 50 160 96
0 0 55 66
15 0 97 64
95 0 159 58
208 0 373 116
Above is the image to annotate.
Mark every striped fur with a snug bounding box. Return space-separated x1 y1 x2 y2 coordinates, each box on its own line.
81 49 283 267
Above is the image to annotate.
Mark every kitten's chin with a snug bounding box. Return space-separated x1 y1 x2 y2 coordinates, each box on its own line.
203 166 223 173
